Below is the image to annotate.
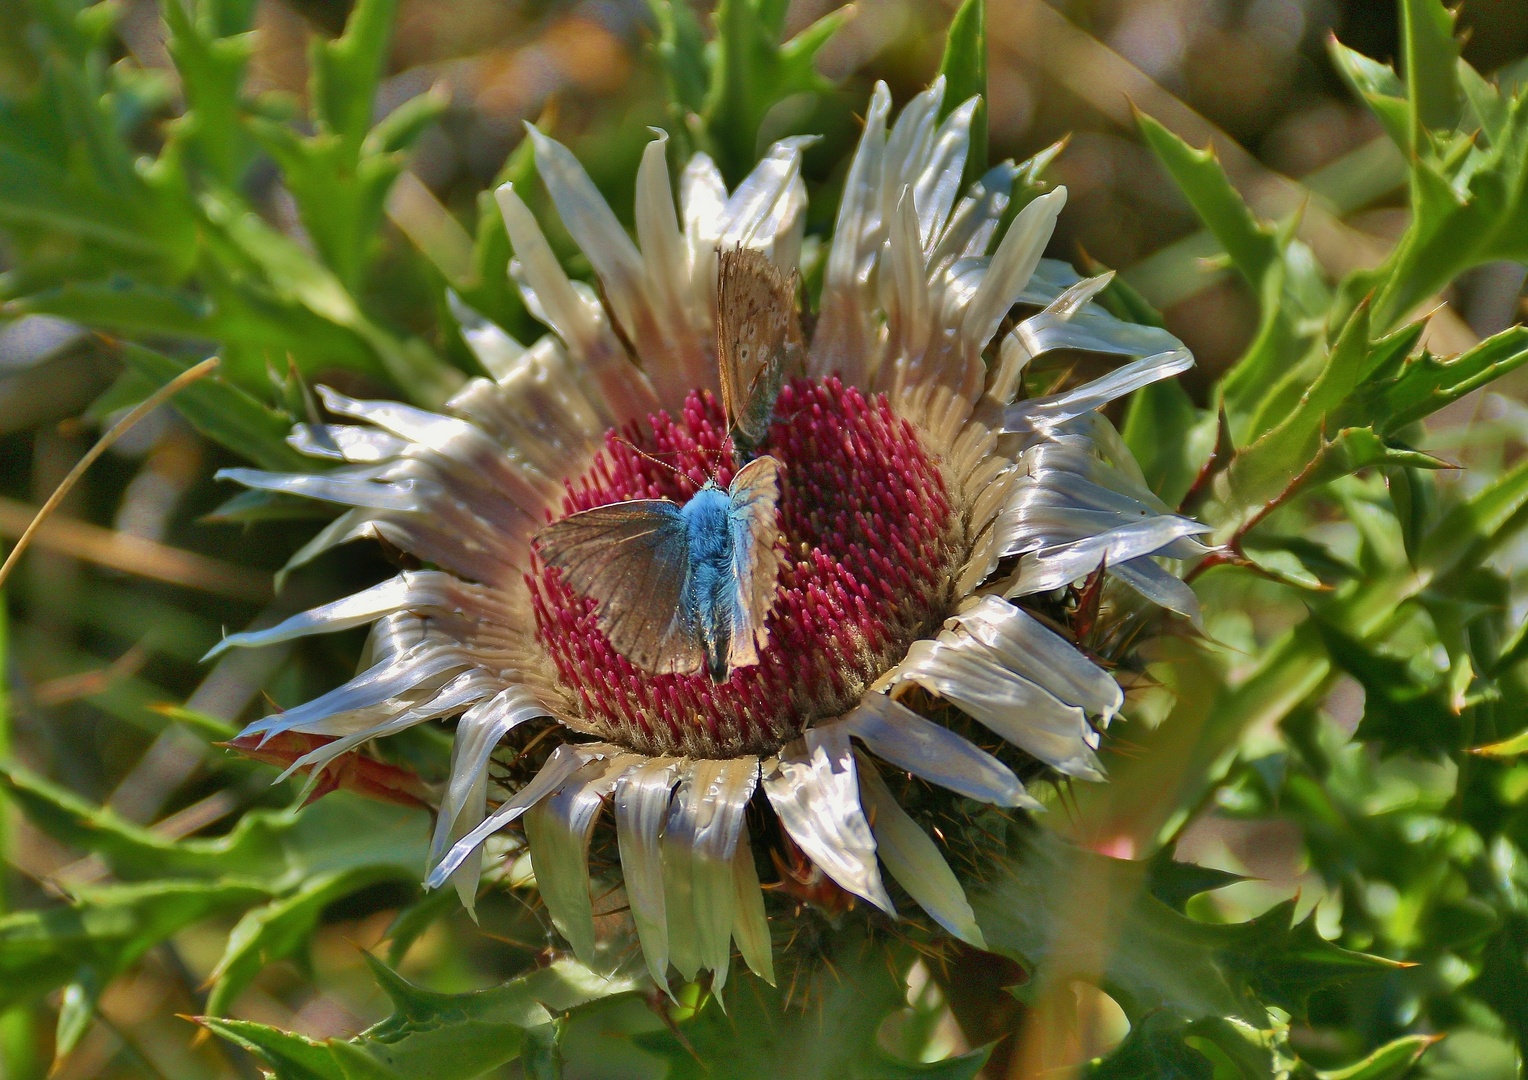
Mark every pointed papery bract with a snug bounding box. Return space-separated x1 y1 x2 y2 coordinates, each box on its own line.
883 188 933 402
1114 555 1205 624
914 96 979 252
888 636 1105 781
839 692 1037 809
961 188 1067 348
525 756 637 968
855 749 986 949
949 595 1124 722
680 152 728 313
764 727 894 913
730 824 775 985
635 132 711 395
430 687 550 884
276 668 502 784
660 758 758 991
811 81 892 386
203 572 425 659
1005 348 1195 435
525 127 653 350
614 757 680 988
880 79 946 229
496 182 659 423
718 137 815 257
1005 516 1211 594
660 776 703 983
289 423 408 463
430 743 594 888
929 163 1016 283
449 291 526 380
240 641 473 743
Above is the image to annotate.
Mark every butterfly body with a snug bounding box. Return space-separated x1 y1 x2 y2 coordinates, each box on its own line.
679 484 749 681
535 456 784 683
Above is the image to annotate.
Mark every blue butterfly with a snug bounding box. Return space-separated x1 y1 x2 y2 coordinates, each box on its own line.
535 455 784 683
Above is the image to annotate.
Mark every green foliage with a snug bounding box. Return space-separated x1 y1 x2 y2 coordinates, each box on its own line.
938 0 987 190
1328 2 1528 330
634 937 988 1080
969 824 1392 1029
0 880 267 1055
0 0 462 409
649 0 849 183
201 956 638 1080
0 759 429 1037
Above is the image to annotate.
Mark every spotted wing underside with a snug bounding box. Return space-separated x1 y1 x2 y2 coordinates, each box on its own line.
534 501 704 676
717 249 800 449
726 454 785 670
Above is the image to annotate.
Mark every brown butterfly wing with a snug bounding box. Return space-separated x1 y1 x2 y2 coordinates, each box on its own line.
725 454 785 671
534 501 704 676
716 249 802 448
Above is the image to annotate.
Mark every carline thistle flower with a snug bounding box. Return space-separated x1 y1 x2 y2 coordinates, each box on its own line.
213 78 1209 992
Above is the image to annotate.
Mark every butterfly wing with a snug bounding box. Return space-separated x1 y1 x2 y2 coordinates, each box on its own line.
716 249 801 448
535 501 704 676
725 454 785 670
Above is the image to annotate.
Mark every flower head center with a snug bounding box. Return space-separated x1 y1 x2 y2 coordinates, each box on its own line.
528 377 963 758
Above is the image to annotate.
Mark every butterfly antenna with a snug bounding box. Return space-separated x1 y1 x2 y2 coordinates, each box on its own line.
610 435 684 477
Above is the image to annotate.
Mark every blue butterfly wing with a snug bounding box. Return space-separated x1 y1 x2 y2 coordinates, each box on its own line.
535 500 704 675
726 455 785 670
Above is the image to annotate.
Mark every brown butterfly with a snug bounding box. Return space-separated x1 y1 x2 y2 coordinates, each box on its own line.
716 248 803 453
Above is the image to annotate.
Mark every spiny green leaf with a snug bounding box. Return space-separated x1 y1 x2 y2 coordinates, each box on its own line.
1223 899 1401 1017
1134 113 1278 291
1299 427 1451 496
197 189 461 405
54 969 100 1060
1468 913 1528 1048
701 0 847 184
0 764 428 888
1459 58 1508 144
1133 111 1329 432
311 0 397 153
1400 0 1460 138
207 867 414 1017
968 824 1390 1026
1217 302 1374 530
6 280 210 337
205 956 636 1080
636 936 986 1080
1084 1010 1211 1079
1241 534 1360 589
0 880 267 1015
1145 850 1245 913
1416 454 1528 583
1337 325 1528 436
1314 619 1463 757
1327 39 1411 151
1314 1034 1438 1080
111 340 308 471
938 0 986 190
195 1017 367 1080
1362 78 1528 330
648 0 708 152
160 0 257 186
450 132 538 341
